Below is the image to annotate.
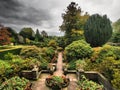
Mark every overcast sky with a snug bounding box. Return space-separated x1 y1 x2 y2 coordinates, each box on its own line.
0 0 120 36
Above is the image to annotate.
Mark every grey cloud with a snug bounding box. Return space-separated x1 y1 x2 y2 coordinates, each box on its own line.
0 0 52 26
0 0 120 36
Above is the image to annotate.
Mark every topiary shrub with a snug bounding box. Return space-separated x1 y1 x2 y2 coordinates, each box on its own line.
65 40 93 62
20 45 41 59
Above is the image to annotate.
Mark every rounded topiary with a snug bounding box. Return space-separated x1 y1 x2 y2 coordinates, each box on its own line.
65 40 93 62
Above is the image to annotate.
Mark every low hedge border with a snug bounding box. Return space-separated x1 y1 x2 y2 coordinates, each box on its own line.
0 48 22 59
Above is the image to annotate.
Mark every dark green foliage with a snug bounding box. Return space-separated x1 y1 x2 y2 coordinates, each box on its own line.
42 47 55 62
35 29 43 42
65 40 93 62
39 59 48 70
84 14 113 47
112 32 120 43
0 48 22 59
60 2 89 46
4 52 14 60
67 60 76 70
57 36 66 48
60 2 88 32
19 27 35 40
41 30 48 37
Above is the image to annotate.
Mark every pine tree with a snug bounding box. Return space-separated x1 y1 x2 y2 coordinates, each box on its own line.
35 29 42 42
84 14 113 47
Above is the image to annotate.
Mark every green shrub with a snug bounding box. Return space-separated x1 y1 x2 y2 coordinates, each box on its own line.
40 59 49 70
20 45 41 59
57 47 63 52
11 57 41 72
75 59 86 70
65 40 93 62
48 40 57 48
42 47 55 62
0 60 13 78
98 45 120 61
4 53 14 60
113 47 120 60
0 76 29 90
112 70 120 89
67 60 76 70
77 75 103 90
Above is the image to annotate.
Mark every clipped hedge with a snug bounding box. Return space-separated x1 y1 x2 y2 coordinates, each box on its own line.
0 48 22 59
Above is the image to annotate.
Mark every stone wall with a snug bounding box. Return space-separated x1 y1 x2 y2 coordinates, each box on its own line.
78 71 114 90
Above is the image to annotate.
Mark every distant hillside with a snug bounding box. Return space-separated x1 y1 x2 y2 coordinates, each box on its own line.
112 19 120 32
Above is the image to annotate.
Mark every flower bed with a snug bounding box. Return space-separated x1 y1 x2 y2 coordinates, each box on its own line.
45 75 70 89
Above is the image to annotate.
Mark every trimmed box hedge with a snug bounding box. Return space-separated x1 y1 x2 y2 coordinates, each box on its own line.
0 48 22 59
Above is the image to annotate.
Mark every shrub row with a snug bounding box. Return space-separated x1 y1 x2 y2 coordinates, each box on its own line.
0 48 22 59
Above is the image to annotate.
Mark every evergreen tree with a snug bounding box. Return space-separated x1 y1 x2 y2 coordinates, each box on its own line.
84 14 113 47
35 29 42 42
60 2 89 45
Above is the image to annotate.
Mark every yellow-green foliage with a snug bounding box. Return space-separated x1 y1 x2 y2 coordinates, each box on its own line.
112 70 120 89
48 40 57 48
84 45 120 89
20 45 41 58
65 40 93 62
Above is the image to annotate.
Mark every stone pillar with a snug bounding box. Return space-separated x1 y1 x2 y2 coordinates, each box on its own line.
77 69 85 80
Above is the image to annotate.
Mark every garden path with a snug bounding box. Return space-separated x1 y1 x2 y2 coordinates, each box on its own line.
53 52 63 76
31 73 50 90
32 52 78 90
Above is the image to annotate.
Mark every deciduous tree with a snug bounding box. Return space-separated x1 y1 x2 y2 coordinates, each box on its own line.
60 2 89 45
0 27 11 45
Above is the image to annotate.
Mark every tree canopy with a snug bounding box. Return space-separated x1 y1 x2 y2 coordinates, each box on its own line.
84 14 113 47
0 27 11 45
19 27 35 40
60 2 89 45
